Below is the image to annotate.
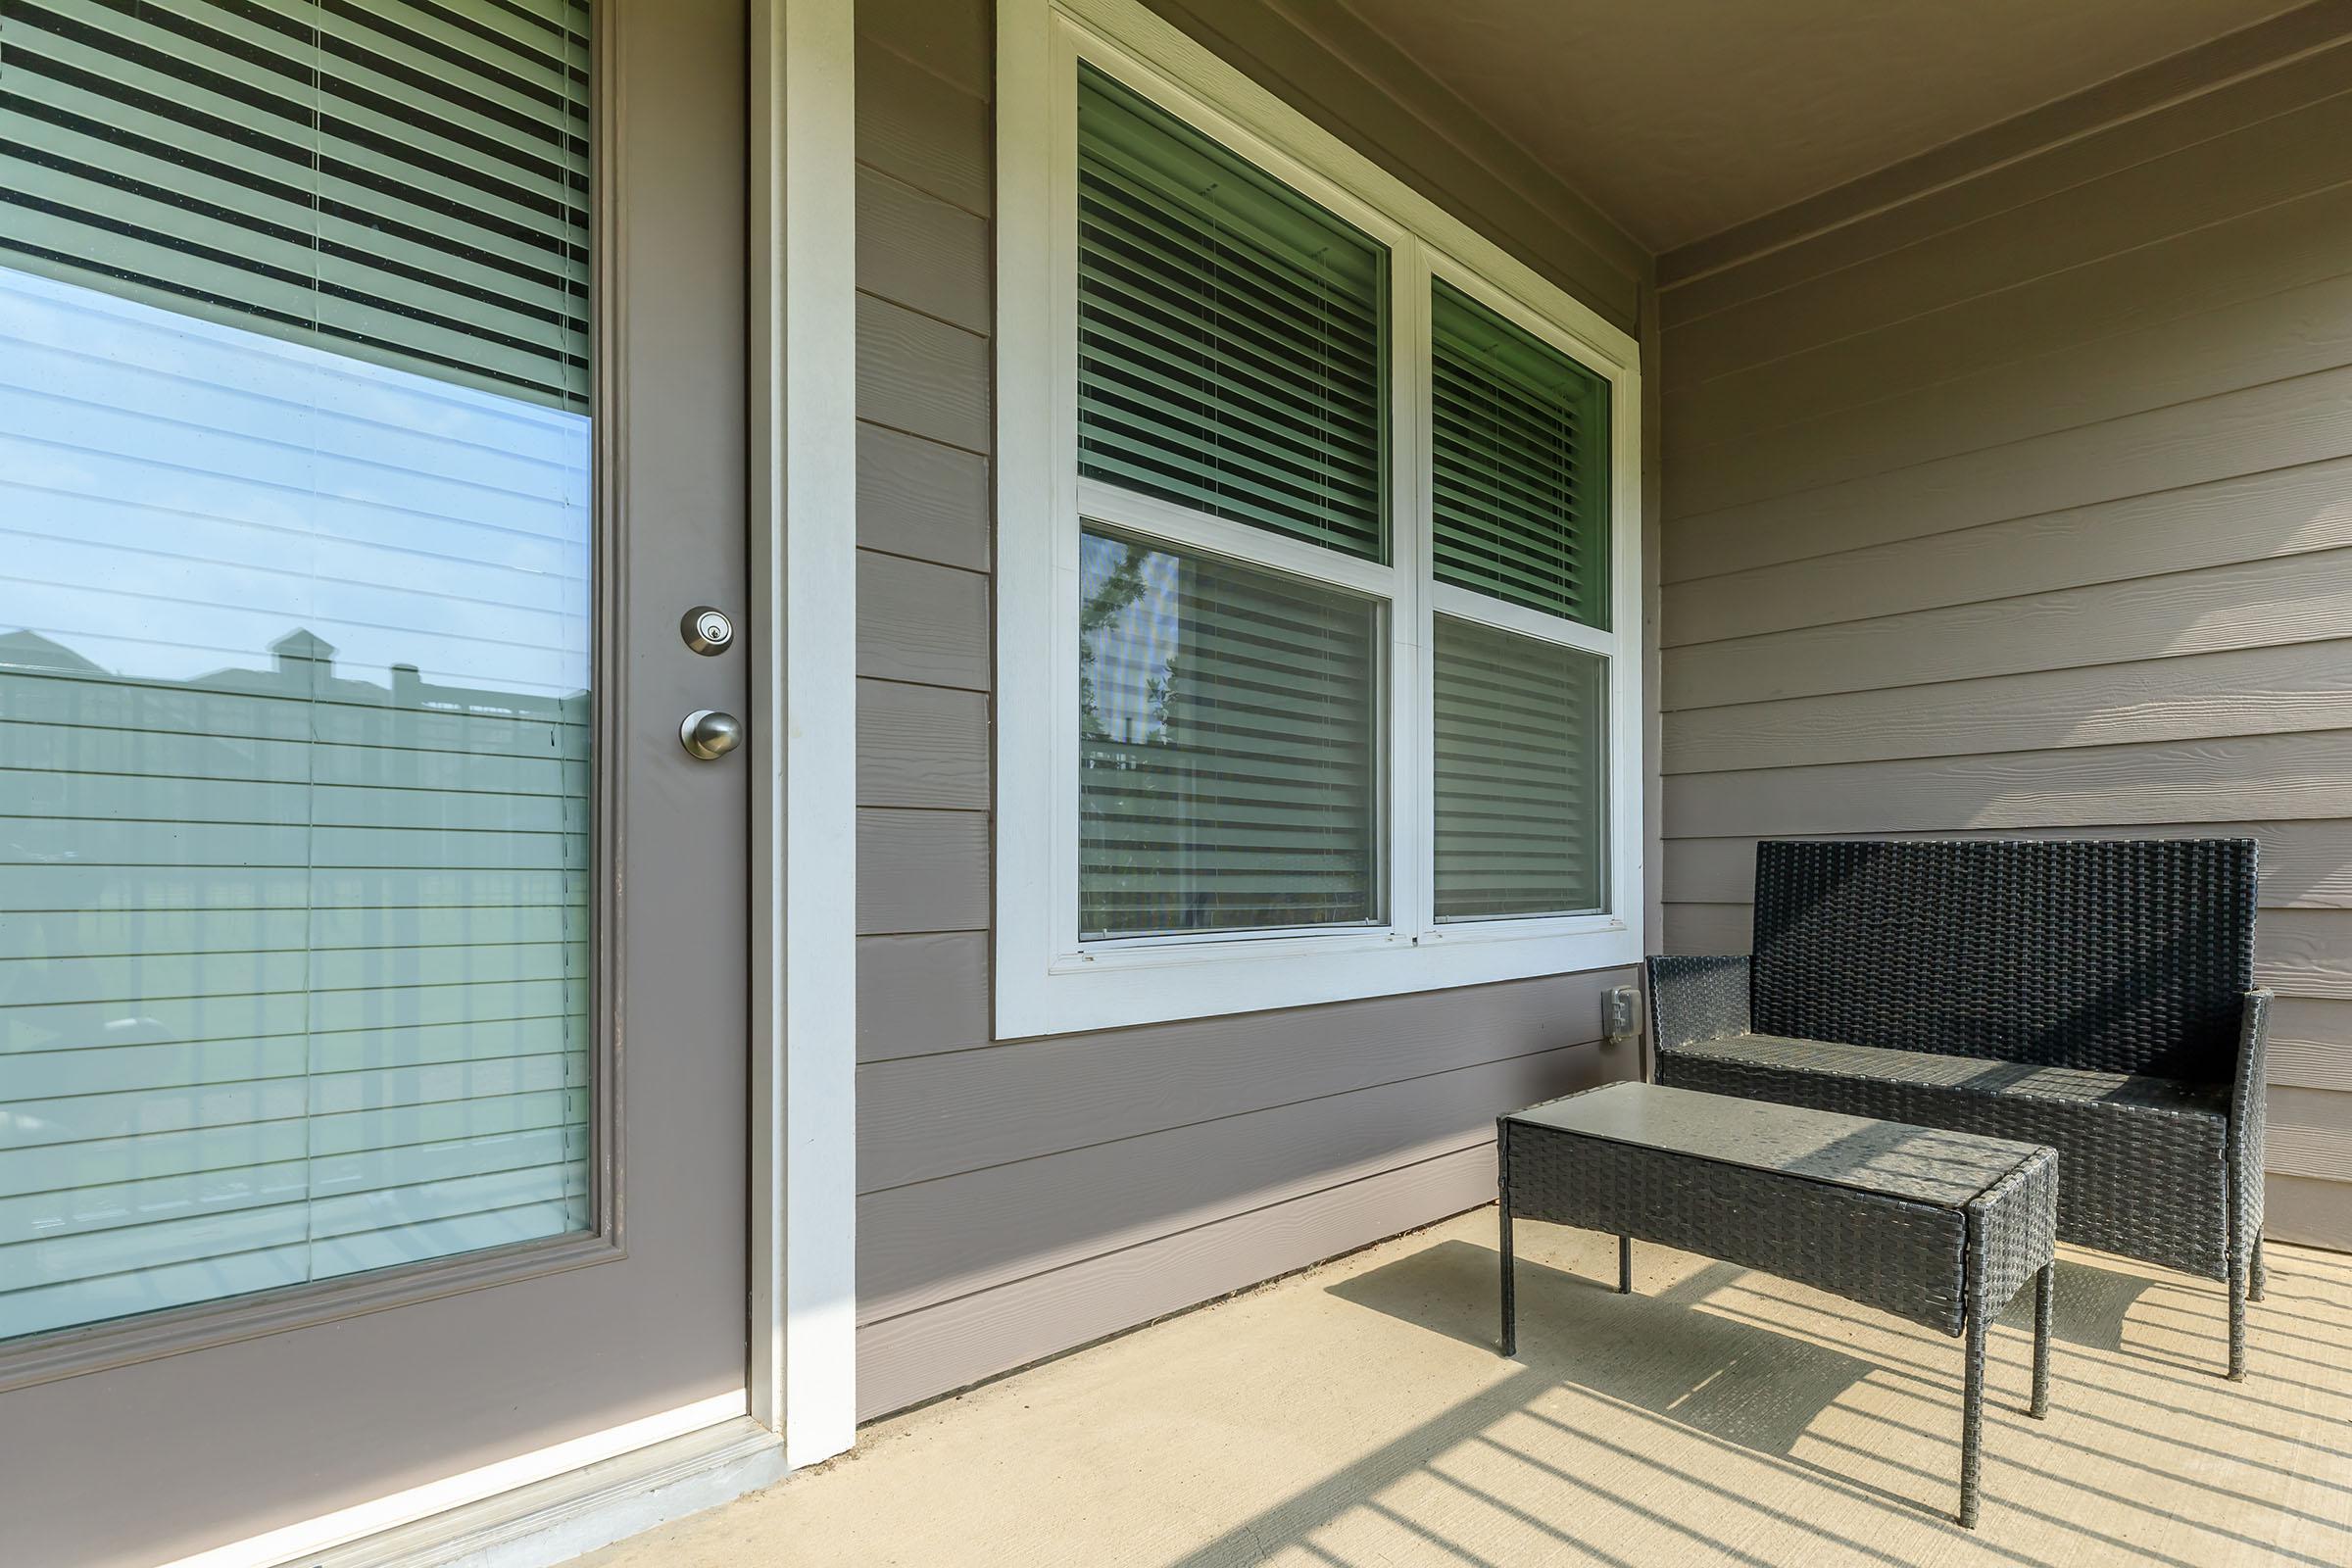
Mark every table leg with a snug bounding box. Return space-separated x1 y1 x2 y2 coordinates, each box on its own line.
2031 1262 2053 1419
1498 1129 1516 1358
1618 1235 1632 1295
1959 1301 1985 1529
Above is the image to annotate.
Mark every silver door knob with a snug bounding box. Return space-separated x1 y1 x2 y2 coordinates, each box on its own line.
680 709 743 760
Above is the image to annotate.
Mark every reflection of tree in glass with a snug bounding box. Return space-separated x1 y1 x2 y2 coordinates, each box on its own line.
1079 539 1191 935
1078 539 1182 760
1079 539 1144 749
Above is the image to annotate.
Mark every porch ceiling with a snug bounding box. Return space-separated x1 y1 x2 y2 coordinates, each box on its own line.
1331 0 2304 252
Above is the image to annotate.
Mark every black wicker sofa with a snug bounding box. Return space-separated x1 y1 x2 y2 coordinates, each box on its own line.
1647 838 2270 1378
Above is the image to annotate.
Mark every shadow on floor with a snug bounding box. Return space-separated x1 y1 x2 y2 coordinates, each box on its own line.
1133 1240 1997 1568
1998 1253 2157 1353
1328 1237 1884 1459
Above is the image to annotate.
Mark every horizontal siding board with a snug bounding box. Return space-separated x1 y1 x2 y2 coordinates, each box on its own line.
1663 86 2352 394
2269 1000 2352 1091
2256 910 2352 1001
1668 179 2352 472
858 933 991 1065
1672 259 2352 521
1666 455 2352 650
858 808 990 936
857 550 991 689
2268 1086 2352 1180
858 679 990 809
1658 12 2352 293
1663 643 2352 774
1661 36 2352 324
856 33 992 216
858 167 992 335
857 1039 1608 1326
1666 549 2352 711
856 1142 1497 1420
859 968 1627 1192
1660 824 2352 911
2265 1170 2352 1250
858 0 992 101
1669 364 2352 580
1662 732 2352 840
858 294 991 453
1661 903 1750 957
858 421 991 572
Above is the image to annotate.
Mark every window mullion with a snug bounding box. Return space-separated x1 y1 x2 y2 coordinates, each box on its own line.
1075 477 1396 599
1392 233 1432 939
1428 582 1616 659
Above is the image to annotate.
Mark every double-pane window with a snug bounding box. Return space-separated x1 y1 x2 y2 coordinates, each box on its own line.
1070 62 1618 948
996 14 1639 1036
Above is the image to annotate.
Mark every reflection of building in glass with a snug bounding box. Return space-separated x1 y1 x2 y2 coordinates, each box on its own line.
0 623 592 1339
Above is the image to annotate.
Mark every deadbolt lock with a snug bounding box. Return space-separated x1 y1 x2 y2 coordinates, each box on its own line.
681 606 734 655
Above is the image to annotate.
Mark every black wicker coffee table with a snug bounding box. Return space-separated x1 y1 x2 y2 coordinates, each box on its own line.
1497 1082 2057 1527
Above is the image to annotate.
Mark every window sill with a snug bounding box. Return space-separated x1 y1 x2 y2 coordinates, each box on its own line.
997 918 1642 1038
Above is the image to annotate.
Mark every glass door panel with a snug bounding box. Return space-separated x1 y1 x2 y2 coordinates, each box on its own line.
0 0 596 1340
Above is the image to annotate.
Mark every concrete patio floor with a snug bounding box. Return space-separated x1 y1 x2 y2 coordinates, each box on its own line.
582 1208 2352 1567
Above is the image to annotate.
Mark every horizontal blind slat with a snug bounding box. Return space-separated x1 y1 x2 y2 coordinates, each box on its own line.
1076 65 1386 562
1430 280 1609 627
0 0 590 409
1432 616 1606 921
1078 530 1381 938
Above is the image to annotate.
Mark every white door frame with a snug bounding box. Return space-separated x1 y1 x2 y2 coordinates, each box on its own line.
748 0 861 1469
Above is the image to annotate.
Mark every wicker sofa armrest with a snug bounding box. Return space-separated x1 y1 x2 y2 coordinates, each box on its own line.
2231 989 2272 1245
1646 954 1752 1054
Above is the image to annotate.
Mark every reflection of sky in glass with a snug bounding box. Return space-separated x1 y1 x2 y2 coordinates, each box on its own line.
0 266 589 695
1079 532 1183 747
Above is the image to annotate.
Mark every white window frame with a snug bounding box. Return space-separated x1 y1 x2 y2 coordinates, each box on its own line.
998 0 1642 1039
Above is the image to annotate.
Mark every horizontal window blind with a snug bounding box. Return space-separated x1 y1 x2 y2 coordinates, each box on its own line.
0 0 591 411
0 23 593 1342
1079 528 1381 938
1076 65 1388 561
1431 279 1609 626
1432 615 1605 921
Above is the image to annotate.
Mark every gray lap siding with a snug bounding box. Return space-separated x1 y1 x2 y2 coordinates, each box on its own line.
851 0 1652 1420
1656 29 2352 1253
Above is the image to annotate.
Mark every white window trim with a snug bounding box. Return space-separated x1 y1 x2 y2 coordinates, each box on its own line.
997 0 1643 1039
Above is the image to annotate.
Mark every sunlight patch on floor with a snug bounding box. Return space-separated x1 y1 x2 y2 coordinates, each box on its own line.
578 1211 2352 1567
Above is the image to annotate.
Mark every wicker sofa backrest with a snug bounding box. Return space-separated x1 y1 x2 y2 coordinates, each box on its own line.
1748 838 2256 1081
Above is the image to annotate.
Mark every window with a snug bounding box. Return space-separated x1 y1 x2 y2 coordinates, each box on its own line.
999 0 1642 1036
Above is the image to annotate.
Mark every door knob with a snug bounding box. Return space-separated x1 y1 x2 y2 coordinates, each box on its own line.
680 709 743 760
